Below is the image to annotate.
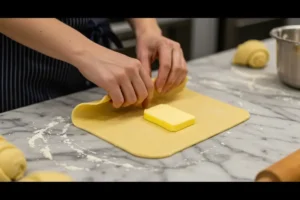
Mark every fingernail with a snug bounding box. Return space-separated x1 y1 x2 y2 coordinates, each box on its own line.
157 88 163 93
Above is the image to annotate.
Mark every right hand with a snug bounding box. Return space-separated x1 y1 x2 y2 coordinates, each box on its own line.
74 44 154 109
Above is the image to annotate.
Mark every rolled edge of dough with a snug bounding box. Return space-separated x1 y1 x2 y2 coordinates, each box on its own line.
71 77 188 127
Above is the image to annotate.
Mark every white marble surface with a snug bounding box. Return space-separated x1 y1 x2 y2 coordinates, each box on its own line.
1 39 300 182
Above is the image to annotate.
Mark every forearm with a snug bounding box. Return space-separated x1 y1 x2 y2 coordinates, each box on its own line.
127 18 161 37
0 18 96 67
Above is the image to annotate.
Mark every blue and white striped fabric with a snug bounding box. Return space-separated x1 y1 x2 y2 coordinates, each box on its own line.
0 18 123 113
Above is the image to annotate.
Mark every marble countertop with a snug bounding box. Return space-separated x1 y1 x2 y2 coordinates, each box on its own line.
1 39 300 182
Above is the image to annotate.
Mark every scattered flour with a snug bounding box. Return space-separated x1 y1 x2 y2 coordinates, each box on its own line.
230 67 290 95
28 116 151 171
28 119 61 148
238 101 244 107
59 124 147 170
40 145 53 160
200 79 228 90
276 96 300 105
54 162 89 171
28 117 65 161
231 67 269 80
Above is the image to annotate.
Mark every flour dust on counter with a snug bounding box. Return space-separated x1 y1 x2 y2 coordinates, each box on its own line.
228 67 300 108
189 63 300 115
27 115 227 174
230 67 289 95
27 116 154 172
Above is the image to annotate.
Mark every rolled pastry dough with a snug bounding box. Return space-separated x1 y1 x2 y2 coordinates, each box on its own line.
72 78 250 158
0 137 27 181
20 171 73 182
232 40 269 68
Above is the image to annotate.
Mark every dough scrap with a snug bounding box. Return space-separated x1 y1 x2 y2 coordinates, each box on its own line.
71 78 250 158
0 137 27 181
20 171 73 182
232 40 269 68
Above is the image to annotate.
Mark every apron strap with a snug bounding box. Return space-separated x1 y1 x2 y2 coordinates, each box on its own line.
85 18 123 49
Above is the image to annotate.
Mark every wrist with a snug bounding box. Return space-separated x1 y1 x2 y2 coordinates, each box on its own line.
129 18 162 38
68 40 103 70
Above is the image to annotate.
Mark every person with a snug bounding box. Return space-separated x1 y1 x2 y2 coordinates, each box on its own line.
0 18 187 113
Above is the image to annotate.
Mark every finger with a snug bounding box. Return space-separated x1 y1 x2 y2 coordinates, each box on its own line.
120 78 137 107
107 84 124 108
139 68 154 108
162 48 183 93
155 44 172 93
131 74 149 106
174 55 188 86
139 52 152 77
172 49 187 87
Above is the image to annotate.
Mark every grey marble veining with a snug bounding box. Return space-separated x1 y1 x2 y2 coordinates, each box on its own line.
1 39 300 182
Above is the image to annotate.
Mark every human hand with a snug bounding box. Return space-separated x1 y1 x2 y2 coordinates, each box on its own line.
136 32 187 94
75 44 154 108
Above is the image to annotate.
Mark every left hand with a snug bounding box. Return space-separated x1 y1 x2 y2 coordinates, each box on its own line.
136 32 188 94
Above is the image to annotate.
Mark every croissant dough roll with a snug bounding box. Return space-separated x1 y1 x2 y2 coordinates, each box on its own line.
20 171 73 182
0 138 27 181
232 40 270 68
0 168 10 182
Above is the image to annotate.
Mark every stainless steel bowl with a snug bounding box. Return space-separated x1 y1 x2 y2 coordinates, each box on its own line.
270 25 300 89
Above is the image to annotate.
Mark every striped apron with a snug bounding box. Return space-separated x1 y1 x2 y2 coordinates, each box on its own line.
0 18 123 113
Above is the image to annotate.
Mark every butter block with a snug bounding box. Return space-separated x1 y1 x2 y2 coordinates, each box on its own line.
144 104 195 132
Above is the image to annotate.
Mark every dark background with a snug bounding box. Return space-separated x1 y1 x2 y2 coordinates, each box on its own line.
109 18 294 62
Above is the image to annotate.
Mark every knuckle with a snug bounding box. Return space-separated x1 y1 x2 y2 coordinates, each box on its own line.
126 60 141 74
140 90 148 101
163 63 171 70
147 83 154 92
168 79 176 85
120 98 125 105
128 96 137 104
125 66 135 75
110 95 124 108
173 42 181 48
159 42 168 49
115 100 124 107
115 69 126 80
131 59 142 68
174 66 182 73
104 75 116 83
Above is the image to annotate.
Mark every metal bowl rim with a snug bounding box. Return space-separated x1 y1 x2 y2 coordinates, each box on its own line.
270 25 300 44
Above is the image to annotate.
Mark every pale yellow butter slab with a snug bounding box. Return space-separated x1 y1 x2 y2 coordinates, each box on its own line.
144 104 196 132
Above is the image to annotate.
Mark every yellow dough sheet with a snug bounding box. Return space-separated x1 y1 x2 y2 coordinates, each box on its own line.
71 78 250 159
